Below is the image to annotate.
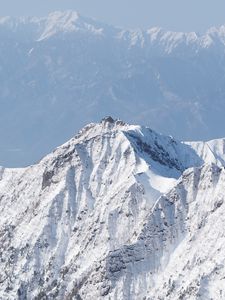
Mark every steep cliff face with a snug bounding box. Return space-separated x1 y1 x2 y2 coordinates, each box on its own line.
0 118 224 299
98 163 225 300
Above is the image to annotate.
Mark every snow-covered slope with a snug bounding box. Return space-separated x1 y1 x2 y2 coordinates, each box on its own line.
1 11 225 166
0 117 225 299
187 138 225 167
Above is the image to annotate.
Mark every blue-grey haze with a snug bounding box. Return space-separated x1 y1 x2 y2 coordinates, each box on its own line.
0 13 225 167
1 0 225 32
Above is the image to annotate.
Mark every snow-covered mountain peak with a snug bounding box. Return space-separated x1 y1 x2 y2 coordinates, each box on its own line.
48 10 80 21
1 12 225 49
38 10 104 40
207 24 225 37
71 117 128 141
143 24 225 51
45 10 80 30
36 118 205 191
1 119 225 298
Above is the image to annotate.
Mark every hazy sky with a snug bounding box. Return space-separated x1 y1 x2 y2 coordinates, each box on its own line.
1 0 225 32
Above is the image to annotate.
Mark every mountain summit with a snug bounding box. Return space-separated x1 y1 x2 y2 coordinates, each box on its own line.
1 12 225 166
0 119 225 299
38 11 105 41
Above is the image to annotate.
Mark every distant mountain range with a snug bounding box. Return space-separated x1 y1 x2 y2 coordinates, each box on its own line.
1 117 225 299
1 11 225 166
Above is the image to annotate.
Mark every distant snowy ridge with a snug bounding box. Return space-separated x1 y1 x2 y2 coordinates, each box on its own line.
1 10 225 168
1 10 225 48
36 11 225 49
1 117 225 299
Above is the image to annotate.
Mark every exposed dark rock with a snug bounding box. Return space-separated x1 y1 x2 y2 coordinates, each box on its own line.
101 116 115 124
42 170 54 189
126 132 182 171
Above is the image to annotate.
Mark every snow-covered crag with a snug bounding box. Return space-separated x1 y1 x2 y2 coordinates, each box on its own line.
2 11 225 166
0 117 225 299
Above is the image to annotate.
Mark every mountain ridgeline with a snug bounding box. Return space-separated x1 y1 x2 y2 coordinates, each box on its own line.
1 11 225 166
0 117 225 299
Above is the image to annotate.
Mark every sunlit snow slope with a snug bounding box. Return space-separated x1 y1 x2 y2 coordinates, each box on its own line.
0 117 225 299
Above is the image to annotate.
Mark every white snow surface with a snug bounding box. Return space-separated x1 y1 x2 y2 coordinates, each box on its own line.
1 117 225 299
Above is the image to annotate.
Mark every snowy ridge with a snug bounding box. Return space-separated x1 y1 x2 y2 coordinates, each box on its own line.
2 11 225 166
31 13 225 49
188 138 225 167
1 10 225 48
38 11 104 41
30 12 225 52
0 118 225 299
